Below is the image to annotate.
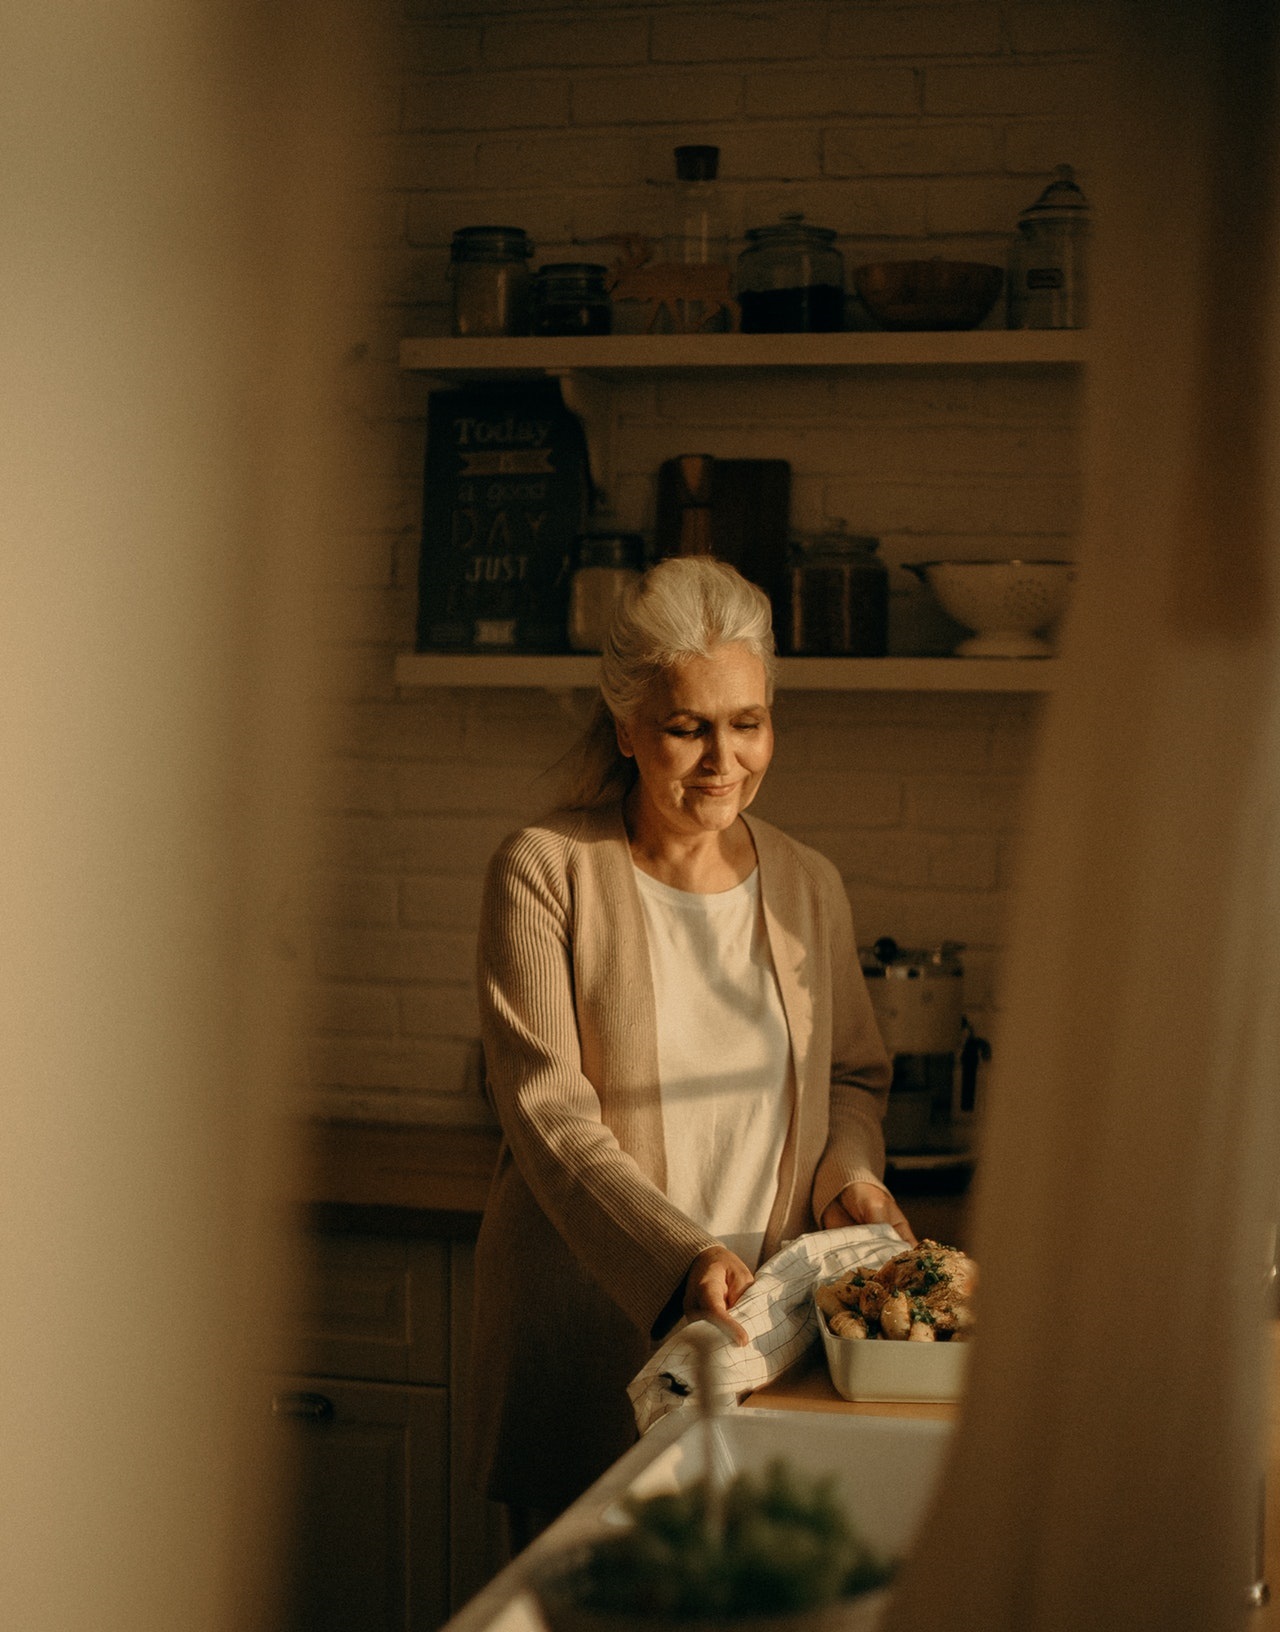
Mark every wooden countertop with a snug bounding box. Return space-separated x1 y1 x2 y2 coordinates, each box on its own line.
743 1340 958 1422
299 1119 500 1230
299 1120 971 1227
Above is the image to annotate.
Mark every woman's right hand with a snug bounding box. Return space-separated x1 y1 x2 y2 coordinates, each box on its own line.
683 1244 755 1347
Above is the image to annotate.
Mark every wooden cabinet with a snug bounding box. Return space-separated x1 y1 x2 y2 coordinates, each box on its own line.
290 1232 451 1384
274 1376 449 1632
273 1228 505 1632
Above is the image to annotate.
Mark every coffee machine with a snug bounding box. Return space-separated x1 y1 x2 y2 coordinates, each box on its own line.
860 937 989 1159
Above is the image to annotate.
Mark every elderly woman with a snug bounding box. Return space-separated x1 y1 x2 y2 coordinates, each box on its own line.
468 555 913 1541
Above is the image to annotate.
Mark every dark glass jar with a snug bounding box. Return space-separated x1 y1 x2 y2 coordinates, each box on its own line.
737 214 845 333
448 226 534 337
788 521 888 656
531 263 612 337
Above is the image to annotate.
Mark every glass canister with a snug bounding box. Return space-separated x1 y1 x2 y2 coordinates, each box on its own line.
788 520 888 656
449 226 534 337
737 214 845 333
567 526 643 651
531 263 612 337
1007 165 1090 329
666 144 730 333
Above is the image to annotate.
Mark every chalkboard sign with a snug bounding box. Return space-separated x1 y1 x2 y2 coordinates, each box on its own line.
415 380 591 652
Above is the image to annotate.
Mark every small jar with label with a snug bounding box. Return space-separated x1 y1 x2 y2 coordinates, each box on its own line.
1007 166 1090 329
737 214 845 333
568 527 643 652
787 521 888 656
449 226 534 337
531 263 612 337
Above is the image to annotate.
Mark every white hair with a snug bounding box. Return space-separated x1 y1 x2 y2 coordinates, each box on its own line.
555 555 777 810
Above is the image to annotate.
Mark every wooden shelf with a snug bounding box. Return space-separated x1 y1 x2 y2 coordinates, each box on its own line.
394 651 1056 693
399 329 1086 377
397 332 1077 696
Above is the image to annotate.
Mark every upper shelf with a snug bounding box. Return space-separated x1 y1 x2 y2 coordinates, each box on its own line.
394 652 1055 693
398 329 1087 377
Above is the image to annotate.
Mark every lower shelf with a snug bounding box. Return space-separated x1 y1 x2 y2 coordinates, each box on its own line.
393 652 1056 693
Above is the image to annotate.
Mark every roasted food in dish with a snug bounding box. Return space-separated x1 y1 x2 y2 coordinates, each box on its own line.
816 1239 976 1342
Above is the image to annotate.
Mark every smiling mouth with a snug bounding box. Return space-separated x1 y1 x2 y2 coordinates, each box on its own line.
688 782 740 795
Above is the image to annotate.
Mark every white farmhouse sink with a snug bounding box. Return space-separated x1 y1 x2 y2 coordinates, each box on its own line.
443 1405 954 1632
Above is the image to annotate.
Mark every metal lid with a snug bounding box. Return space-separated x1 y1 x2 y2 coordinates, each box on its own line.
1018 165 1090 225
534 261 609 288
450 226 534 261
575 530 644 570
675 145 719 181
744 211 838 246
794 518 880 558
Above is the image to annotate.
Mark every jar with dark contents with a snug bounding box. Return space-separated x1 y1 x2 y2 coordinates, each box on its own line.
737 214 845 333
531 263 612 337
788 521 888 656
448 226 534 337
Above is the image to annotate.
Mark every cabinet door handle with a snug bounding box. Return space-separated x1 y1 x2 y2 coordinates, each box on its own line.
272 1390 335 1423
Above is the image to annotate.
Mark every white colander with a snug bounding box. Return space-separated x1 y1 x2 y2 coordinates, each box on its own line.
906 559 1075 657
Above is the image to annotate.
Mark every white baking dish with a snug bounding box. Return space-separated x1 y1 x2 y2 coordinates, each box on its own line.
817 1297 971 1403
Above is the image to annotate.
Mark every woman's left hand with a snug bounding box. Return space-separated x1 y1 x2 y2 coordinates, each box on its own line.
821 1181 917 1246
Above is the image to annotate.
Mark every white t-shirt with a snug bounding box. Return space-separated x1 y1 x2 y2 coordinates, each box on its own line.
633 864 794 1270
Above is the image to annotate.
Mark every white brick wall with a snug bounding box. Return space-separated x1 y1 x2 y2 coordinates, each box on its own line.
303 0 1101 1124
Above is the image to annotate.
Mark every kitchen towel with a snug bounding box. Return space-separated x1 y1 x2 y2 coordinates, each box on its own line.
628 1223 906 1435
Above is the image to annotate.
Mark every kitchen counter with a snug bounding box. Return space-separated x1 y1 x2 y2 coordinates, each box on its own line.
301 1121 1278 1622
749 1324 1280 1624
438 1329 1280 1632
299 1118 499 1233
744 1339 958 1423
299 1118 973 1243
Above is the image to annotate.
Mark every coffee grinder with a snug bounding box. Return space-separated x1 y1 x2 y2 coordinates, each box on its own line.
860 937 988 1158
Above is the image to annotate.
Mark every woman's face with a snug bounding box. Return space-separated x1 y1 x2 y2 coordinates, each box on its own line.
615 642 774 841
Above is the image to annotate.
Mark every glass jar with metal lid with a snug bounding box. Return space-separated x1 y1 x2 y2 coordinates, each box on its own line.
531 262 612 337
567 524 643 651
448 225 534 337
787 519 888 655
737 214 845 333
1007 165 1090 330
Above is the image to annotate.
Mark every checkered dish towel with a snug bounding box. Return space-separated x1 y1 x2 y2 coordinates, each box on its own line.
628 1223 907 1436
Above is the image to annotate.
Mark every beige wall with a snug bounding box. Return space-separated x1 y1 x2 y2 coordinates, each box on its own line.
306 0 1103 1125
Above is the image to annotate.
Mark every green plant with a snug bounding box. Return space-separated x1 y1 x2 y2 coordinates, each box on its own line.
556 1460 895 1618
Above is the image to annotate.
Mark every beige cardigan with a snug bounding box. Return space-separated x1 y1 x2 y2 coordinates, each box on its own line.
467 803 891 1509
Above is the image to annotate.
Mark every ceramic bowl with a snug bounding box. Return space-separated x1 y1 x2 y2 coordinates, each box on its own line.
853 260 1004 331
816 1296 970 1403
905 559 1076 657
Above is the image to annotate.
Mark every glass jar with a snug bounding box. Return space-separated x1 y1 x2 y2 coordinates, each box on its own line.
449 226 534 337
787 521 888 656
567 528 643 652
666 144 729 334
737 214 845 333
531 263 612 337
1007 165 1090 330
